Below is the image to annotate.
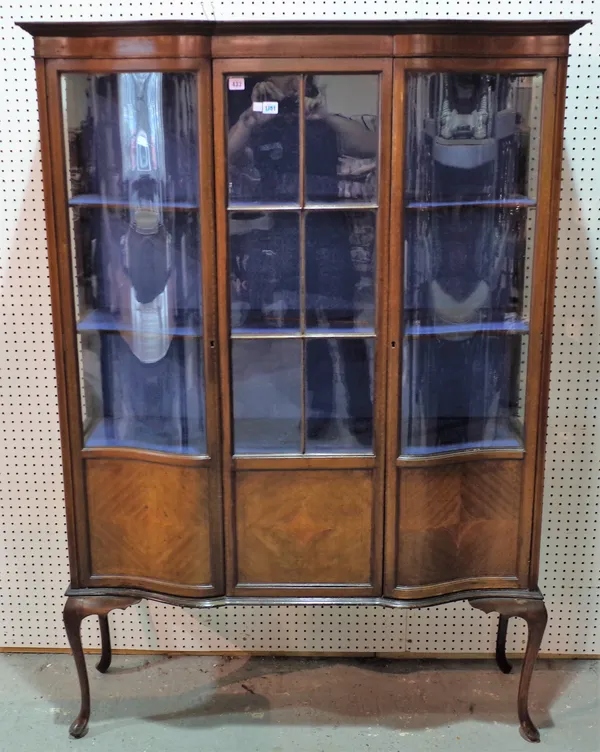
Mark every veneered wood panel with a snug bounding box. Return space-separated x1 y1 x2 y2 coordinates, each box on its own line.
393 34 569 58
34 35 210 59
211 34 392 59
395 461 522 589
86 459 213 592
235 470 374 587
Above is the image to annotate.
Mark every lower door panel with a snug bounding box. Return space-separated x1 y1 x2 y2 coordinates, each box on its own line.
85 458 222 597
233 469 377 596
391 459 523 597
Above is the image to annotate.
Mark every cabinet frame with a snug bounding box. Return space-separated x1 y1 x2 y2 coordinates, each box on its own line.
384 56 562 599
212 57 392 597
41 55 225 597
21 18 587 741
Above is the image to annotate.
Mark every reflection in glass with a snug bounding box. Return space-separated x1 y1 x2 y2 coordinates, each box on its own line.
227 75 300 205
306 338 374 453
405 73 543 204
81 332 205 453
306 211 375 332
401 333 526 455
71 207 202 332
404 206 531 332
62 72 204 455
305 74 379 203
226 73 382 456
400 71 540 457
232 339 301 454
230 212 300 331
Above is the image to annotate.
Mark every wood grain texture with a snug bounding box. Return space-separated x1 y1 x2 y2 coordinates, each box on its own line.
530 57 570 590
195 59 226 597
81 447 210 466
393 34 569 57
383 57 407 596
45 60 91 585
63 596 140 738
35 59 82 587
517 59 559 588
397 449 524 467
32 35 210 59
235 470 374 588
86 460 214 593
394 461 523 588
211 34 392 59
17 19 589 40
470 597 548 742
28 20 583 622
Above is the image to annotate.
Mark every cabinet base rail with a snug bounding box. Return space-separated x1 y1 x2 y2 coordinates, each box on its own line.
63 590 547 741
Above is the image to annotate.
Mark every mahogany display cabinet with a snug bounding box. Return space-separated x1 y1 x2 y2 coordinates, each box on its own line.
19 18 588 741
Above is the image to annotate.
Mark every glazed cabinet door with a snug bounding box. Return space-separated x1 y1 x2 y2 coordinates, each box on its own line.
214 59 392 596
46 59 223 597
385 58 559 598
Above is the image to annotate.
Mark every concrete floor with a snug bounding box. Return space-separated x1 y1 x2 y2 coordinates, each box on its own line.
0 654 597 752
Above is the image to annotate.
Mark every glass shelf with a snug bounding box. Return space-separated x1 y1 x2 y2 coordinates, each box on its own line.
305 200 378 211
231 327 301 338
230 327 375 339
305 327 375 337
228 201 301 212
227 201 378 212
404 319 529 337
77 310 202 337
69 195 199 211
405 197 536 210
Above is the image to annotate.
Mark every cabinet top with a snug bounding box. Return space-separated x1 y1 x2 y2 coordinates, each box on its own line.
17 19 589 38
17 19 589 60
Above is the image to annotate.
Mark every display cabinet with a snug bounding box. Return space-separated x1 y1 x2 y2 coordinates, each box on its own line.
20 18 588 740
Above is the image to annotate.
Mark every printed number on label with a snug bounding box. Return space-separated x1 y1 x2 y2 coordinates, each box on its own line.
228 77 245 91
262 101 279 115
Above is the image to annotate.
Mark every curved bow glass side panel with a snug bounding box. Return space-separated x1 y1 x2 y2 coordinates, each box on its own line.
401 72 542 456
62 72 206 454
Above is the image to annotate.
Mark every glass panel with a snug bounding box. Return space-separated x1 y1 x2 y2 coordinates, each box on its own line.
63 72 199 206
81 332 205 453
227 73 382 457
71 207 202 332
62 72 205 454
305 74 379 204
400 71 542 457
404 206 532 331
232 339 301 454
306 211 375 333
401 333 526 455
230 211 300 332
306 338 374 454
226 74 300 206
405 73 543 204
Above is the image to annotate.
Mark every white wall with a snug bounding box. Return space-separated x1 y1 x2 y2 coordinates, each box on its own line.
0 0 598 654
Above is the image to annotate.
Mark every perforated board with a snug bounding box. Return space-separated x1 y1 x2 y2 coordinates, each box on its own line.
0 1 598 655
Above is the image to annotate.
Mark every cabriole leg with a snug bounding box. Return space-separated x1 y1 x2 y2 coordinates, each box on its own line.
470 597 548 743
96 614 111 674
63 596 140 739
496 614 512 674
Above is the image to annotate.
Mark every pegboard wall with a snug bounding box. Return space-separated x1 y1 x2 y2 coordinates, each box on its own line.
0 0 598 656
